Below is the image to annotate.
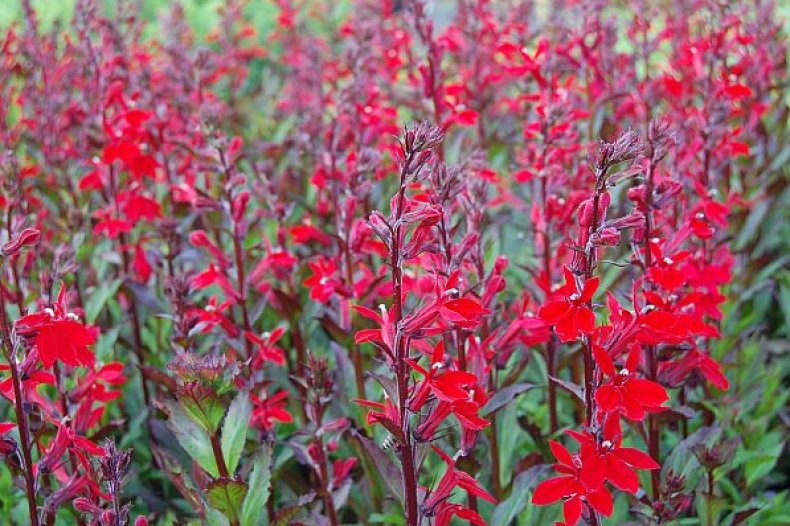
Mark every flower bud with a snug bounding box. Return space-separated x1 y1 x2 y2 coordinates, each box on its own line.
1 228 41 256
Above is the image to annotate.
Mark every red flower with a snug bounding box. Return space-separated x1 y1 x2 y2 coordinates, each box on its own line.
567 421 660 494
245 327 287 366
423 446 496 514
304 257 346 303
15 288 96 369
594 344 669 421
532 440 613 525
646 241 690 290
408 341 479 411
251 390 293 430
539 267 598 342
659 349 729 390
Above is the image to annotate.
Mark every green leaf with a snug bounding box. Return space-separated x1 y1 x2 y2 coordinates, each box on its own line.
206 506 231 526
208 479 249 524
165 401 220 478
491 465 547 525
745 441 784 488
84 279 122 324
221 391 252 474
482 382 535 417
241 445 273 526
179 382 227 434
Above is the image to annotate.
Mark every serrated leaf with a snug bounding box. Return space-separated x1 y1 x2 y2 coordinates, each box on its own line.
482 382 535 416
208 478 249 523
178 382 226 433
222 391 252 474
165 401 219 478
241 445 273 526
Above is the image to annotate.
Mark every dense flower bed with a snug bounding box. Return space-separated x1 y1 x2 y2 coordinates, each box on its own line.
0 1 788 525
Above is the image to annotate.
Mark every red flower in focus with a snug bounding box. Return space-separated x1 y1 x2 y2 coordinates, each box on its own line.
14 288 96 369
408 341 478 411
539 268 599 342
567 420 659 494
594 344 669 421
532 440 613 525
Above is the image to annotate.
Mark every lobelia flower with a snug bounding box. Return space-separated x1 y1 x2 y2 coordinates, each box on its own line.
593 344 669 421
532 440 614 525
659 348 729 391
566 418 660 494
250 390 293 431
408 341 479 411
422 445 496 515
14 287 96 369
245 327 287 366
539 267 599 342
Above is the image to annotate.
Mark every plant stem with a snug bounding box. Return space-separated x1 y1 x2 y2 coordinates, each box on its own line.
0 291 39 526
391 157 419 526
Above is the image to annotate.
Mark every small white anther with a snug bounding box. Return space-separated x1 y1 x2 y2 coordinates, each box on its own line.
569 293 581 301
620 368 630 376
44 308 55 317
319 277 329 285
262 331 271 339
65 312 79 321
444 288 459 296
431 362 443 370
602 440 613 449
663 257 674 265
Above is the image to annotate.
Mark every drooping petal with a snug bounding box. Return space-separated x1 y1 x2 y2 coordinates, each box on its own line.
594 385 620 413
573 307 595 335
626 378 669 407
586 487 613 516
539 301 571 324
605 454 639 493
532 476 574 505
615 447 660 470
563 496 582 526
581 454 606 491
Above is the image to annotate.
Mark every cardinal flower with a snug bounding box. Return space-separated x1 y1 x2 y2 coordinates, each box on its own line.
593 344 669 421
539 267 599 342
532 440 613 525
567 420 660 494
14 288 96 369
